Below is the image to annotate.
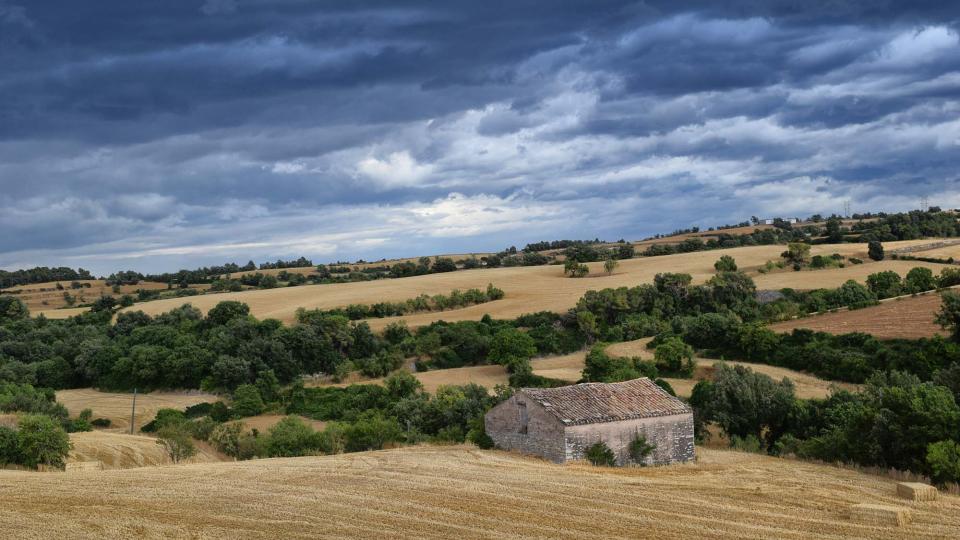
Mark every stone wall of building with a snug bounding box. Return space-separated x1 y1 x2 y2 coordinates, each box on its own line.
484 394 566 462
563 413 695 466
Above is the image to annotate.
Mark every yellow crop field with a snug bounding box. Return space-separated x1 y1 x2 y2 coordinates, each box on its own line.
3 279 170 311
37 240 946 328
67 431 226 469
55 389 218 432
1 445 957 538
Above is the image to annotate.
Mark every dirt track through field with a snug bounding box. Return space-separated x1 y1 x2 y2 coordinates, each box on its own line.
1 445 957 539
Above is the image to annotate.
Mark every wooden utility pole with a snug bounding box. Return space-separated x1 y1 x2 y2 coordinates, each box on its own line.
130 388 137 434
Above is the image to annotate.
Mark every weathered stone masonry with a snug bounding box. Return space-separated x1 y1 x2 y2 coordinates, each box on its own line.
485 378 695 466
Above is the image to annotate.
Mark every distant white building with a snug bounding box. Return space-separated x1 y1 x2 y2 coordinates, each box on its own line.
762 217 798 225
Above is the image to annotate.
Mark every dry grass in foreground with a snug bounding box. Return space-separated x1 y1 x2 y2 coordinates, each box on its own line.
1 445 957 539
769 292 948 340
55 388 218 432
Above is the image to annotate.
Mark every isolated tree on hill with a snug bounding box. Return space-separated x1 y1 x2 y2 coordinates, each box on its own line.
713 255 737 272
603 258 619 275
825 217 843 243
563 259 579 276
867 240 884 261
571 264 589 278
781 243 811 267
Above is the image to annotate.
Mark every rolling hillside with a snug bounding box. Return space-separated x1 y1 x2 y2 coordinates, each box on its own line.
36 240 949 329
1 445 957 538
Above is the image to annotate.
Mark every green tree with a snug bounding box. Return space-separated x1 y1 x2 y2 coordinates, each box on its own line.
654 337 695 377
926 440 960 485
825 217 843 243
17 415 71 469
90 295 118 313
232 384 265 417
585 441 616 466
905 267 937 293
206 301 251 326
866 270 902 299
694 364 796 449
0 297 29 323
156 425 197 464
603 258 619 275
431 258 458 273
385 370 423 400
782 243 811 266
936 291 960 341
254 370 281 403
489 328 537 365
0 426 20 465
867 240 884 261
714 255 737 272
266 416 320 457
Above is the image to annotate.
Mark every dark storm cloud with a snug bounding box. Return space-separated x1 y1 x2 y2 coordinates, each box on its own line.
0 0 958 273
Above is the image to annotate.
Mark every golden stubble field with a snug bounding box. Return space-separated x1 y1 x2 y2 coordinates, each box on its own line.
68 431 226 470
37 240 949 329
1 445 957 539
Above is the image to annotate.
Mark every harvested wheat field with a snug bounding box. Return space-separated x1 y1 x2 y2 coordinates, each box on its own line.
37 240 943 326
769 293 948 340
2 279 171 311
68 432 226 469
55 388 218 432
2 445 958 539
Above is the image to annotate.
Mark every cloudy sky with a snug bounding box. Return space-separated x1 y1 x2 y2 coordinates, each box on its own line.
1 1 959 275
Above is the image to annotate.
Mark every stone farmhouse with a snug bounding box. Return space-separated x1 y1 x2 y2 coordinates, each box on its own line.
485 378 694 466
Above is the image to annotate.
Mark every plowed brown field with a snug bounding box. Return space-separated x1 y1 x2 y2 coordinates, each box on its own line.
769 293 948 339
1 445 957 539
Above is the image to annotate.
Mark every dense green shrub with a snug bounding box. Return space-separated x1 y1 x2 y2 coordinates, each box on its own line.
16 414 71 469
628 433 655 465
586 441 616 466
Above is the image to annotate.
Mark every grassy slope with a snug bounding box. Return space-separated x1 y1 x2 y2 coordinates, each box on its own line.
2 445 957 539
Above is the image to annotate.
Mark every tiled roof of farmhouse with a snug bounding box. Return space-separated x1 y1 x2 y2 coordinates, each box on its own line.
521 378 691 426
